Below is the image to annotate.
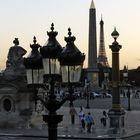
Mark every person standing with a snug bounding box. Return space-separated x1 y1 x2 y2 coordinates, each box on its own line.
85 112 94 133
69 104 77 124
100 110 108 127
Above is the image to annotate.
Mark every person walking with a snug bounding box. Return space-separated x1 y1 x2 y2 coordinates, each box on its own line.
78 106 84 121
100 110 108 127
81 114 86 130
69 104 77 124
85 112 94 133
78 106 85 130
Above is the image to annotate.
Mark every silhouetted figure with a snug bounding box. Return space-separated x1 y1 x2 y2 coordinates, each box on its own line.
100 110 108 127
85 112 94 133
81 114 86 130
69 105 77 124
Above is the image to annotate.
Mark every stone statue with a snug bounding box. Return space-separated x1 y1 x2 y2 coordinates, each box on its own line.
4 38 27 75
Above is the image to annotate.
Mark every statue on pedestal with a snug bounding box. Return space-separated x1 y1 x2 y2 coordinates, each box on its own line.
0 38 33 128
4 38 27 76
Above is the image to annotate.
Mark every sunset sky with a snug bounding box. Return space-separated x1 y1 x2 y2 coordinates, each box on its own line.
0 0 140 70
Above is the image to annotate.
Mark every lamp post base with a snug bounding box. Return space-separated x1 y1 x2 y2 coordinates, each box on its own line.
108 109 125 129
43 114 63 140
86 106 90 109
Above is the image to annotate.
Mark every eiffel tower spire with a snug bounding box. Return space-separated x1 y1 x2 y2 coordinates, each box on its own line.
98 16 109 67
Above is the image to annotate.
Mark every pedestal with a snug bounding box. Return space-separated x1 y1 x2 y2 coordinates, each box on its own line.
108 109 125 129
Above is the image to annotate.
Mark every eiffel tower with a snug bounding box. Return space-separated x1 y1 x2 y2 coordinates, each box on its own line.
97 16 109 67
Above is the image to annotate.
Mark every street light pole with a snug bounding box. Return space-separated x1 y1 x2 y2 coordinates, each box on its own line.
58 27 85 124
108 27 125 129
24 27 66 140
103 67 109 91
122 65 131 111
40 23 67 140
85 79 90 109
24 24 85 140
127 84 131 111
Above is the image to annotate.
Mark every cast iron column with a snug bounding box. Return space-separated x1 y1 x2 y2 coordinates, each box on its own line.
108 28 125 129
42 78 65 140
127 85 131 111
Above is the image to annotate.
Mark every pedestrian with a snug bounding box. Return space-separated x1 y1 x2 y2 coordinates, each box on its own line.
100 110 108 127
85 112 94 133
81 114 86 130
78 106 85 128
78 106 84 120
123 90 125 98
69 104 77 124
135 90 139 98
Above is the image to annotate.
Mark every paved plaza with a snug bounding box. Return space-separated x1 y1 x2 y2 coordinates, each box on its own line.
0 105 140 139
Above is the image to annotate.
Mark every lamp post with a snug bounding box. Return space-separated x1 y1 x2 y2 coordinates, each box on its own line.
127 84 131 111
103 67 109 91
108 27 125 129
123 65 128 82
85 78 90 109
40 23 66 140
123 66 131 111
24 24 65 140
23 36 44 110
58 27 85 120
24 24 85 140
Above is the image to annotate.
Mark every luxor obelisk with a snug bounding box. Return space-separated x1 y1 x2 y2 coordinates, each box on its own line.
87 0 99 91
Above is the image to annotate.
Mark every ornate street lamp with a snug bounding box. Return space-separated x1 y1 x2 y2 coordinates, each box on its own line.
58 28 85 106
23 36 44 109
103 67 110 91
24 36 43 86
58 28 85 100
24 24 85 140
40 23 66 140
40 23 62 97
123 65 131 111
123 65 128 83
85 78 90 108
24 24 66 140
108 27 125 130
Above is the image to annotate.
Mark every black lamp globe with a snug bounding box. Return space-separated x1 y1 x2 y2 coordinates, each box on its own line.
24 36 44 87
111 27 119 41
58 28 85 85
123 65 128 79
110 27 121 52
40 23 62 81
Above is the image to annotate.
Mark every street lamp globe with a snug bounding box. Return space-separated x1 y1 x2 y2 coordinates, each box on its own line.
24 36 44 87
58 28 85 85
40 23 62 81
123 65 128 79
111 27 119 41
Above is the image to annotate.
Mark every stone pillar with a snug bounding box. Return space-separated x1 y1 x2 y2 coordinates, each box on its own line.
87 0 99 91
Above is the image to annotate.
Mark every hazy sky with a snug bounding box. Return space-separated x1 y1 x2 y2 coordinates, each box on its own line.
0 0 140 70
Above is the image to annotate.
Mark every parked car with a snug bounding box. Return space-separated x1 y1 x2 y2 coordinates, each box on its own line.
90 92 102 99
101 92 112 98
